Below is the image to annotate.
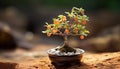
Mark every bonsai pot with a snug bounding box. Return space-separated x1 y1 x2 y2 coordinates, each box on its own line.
47 47 85 66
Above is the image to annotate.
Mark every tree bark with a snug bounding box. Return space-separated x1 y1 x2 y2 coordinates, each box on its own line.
64 35 68 46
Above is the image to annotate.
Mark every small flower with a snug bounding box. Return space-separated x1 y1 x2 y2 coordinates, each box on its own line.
65 29 69 34
74 17 78 22
59 25 62 28
81 20 86 25
80 35 84 39
53 29 58 34
74 29 79 34
54 19 60 24
47 25 51 29
47 33 51 37
81 11 84 15
62 16 67 21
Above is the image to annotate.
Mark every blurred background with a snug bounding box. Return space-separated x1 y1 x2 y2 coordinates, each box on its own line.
0 0 120 59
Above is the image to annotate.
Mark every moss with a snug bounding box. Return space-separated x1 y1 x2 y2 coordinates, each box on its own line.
57 45 76 53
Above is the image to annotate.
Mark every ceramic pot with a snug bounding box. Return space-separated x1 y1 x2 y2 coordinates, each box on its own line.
47 48 84 66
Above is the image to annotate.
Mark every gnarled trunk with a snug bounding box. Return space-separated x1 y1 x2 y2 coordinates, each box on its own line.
58 35 76 53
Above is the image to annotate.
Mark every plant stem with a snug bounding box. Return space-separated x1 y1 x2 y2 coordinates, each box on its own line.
58 35 76 53
64 35 68 46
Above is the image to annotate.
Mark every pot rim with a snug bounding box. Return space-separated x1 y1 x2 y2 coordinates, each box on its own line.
47 48 85 56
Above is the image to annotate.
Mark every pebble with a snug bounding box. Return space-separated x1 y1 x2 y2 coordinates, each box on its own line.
47 47 84 56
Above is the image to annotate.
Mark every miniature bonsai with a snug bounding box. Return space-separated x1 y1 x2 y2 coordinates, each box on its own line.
42 7 90 54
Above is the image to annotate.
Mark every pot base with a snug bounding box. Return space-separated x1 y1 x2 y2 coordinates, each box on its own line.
51 59 81 66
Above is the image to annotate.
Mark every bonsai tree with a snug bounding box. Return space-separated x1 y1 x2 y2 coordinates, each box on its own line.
42 7 90 53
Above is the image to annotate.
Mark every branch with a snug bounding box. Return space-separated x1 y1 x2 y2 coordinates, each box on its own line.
53 33 81 36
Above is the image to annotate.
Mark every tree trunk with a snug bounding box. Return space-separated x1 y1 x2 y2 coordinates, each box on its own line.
64 35 68 46
58 35 76 53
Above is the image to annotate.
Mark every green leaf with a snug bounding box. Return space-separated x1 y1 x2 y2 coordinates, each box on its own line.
81 26 85 30
80 8 84 12
65 12 69 14
53 18 57 21
45 22 48 25
77 24 82 28
80 31 88 36
80 31 84 35
85 30 90 34
46 29 51 33
83 34 88 36
82 15 89 21
42 31 47 33
58 15 64 18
